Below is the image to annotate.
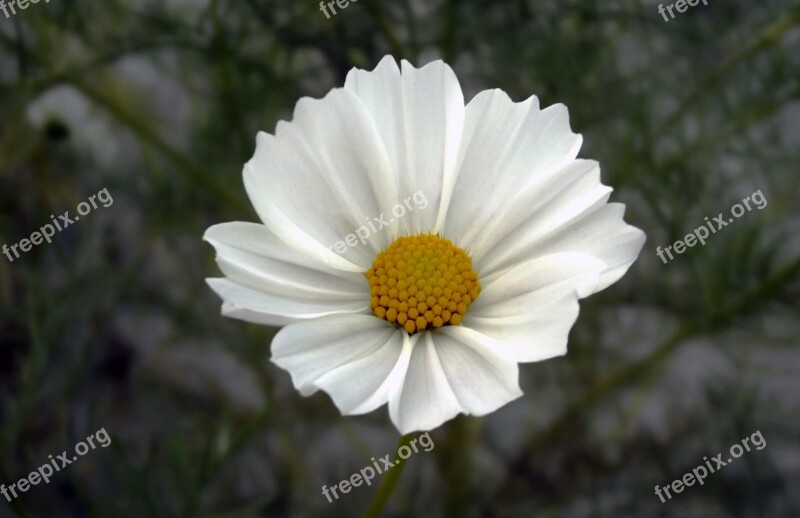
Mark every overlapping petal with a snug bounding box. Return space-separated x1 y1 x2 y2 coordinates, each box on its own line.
345 56 466 235
205 222 368 326
271 315 409 411
388 327 523 433
243 88 397 270
465 252 607 363
443 89 582 249
443 88 644 295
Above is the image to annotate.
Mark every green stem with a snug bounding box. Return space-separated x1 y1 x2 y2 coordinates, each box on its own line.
443 417 478 516
364 433 415 518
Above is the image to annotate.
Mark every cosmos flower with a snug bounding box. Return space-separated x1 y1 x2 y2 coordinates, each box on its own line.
204 56 645 434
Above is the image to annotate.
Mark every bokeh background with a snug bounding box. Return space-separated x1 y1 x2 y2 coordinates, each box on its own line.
1 0 799 516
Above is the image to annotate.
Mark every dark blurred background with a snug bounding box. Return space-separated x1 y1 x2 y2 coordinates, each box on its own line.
1 0 799 516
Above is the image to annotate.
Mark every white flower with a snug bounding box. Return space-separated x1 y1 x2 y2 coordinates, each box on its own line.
204 56 645 434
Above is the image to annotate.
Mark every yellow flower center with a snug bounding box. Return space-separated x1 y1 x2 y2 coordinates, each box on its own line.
366 234 481 334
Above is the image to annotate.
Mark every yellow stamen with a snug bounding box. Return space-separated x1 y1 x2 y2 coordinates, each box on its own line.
366 234 480 334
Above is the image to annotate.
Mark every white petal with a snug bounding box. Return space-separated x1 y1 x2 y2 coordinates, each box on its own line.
465 253 606 363
243 87 397 270
205 222 366 301
206 278 367 327
444 89 582 248
344 56 404 191
345 57 466 235
315 329 414 415
477 252 607 306
470 159 613 277
523 203 646 292
465 298 578 364
271 315 408 407
433 326 523 415
389 333 462 434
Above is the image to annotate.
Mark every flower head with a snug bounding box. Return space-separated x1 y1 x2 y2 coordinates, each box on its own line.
204 56 645 434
